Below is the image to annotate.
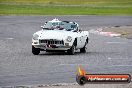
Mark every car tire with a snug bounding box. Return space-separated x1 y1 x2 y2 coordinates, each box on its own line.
32 46 40 55
80 37 89 53
67 39 77 55
67 44 75 55
80 46 86 53
80 42 87 53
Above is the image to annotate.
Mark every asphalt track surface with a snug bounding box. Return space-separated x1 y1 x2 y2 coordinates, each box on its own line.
0 16 132 87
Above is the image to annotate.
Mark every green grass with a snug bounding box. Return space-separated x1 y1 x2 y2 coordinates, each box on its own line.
0 0 132 15
0 0 132 5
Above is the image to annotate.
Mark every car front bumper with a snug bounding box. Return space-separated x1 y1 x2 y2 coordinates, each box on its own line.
32 44 71 51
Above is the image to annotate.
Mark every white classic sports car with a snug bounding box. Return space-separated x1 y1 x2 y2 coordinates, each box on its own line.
32 18 89 55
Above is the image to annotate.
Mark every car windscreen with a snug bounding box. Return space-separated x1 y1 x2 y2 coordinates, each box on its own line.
44 21 77 31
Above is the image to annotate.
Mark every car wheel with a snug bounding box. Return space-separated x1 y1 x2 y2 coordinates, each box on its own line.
80 42 87 53
80 46 86 53
32 46 40 55
67 44 75 55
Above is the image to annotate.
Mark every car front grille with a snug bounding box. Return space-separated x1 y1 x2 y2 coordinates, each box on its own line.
39 39 64 45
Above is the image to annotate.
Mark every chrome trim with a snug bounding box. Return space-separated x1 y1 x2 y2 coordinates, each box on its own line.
39 39 64 45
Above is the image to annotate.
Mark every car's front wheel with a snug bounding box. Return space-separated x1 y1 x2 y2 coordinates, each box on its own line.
32 46 40 55
67 45 75 55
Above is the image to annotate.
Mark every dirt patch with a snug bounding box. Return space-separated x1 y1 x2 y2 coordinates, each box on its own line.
103 26 132 39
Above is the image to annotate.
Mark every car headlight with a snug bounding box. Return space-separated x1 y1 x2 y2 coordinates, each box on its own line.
33 34 39 40
66 36 72 42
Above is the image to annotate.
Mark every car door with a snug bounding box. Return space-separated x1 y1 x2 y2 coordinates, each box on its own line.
79 31 86 48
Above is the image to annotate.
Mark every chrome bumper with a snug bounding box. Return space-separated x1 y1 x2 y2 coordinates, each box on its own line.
33 44 71 51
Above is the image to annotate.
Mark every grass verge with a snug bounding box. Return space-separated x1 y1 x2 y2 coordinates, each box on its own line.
0 4 132 15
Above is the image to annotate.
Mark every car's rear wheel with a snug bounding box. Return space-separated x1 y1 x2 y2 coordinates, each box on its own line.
32 46 40 55
80 46 86 53
80 38 88 53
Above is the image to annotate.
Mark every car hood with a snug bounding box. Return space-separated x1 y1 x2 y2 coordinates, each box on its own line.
36 30 76 40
